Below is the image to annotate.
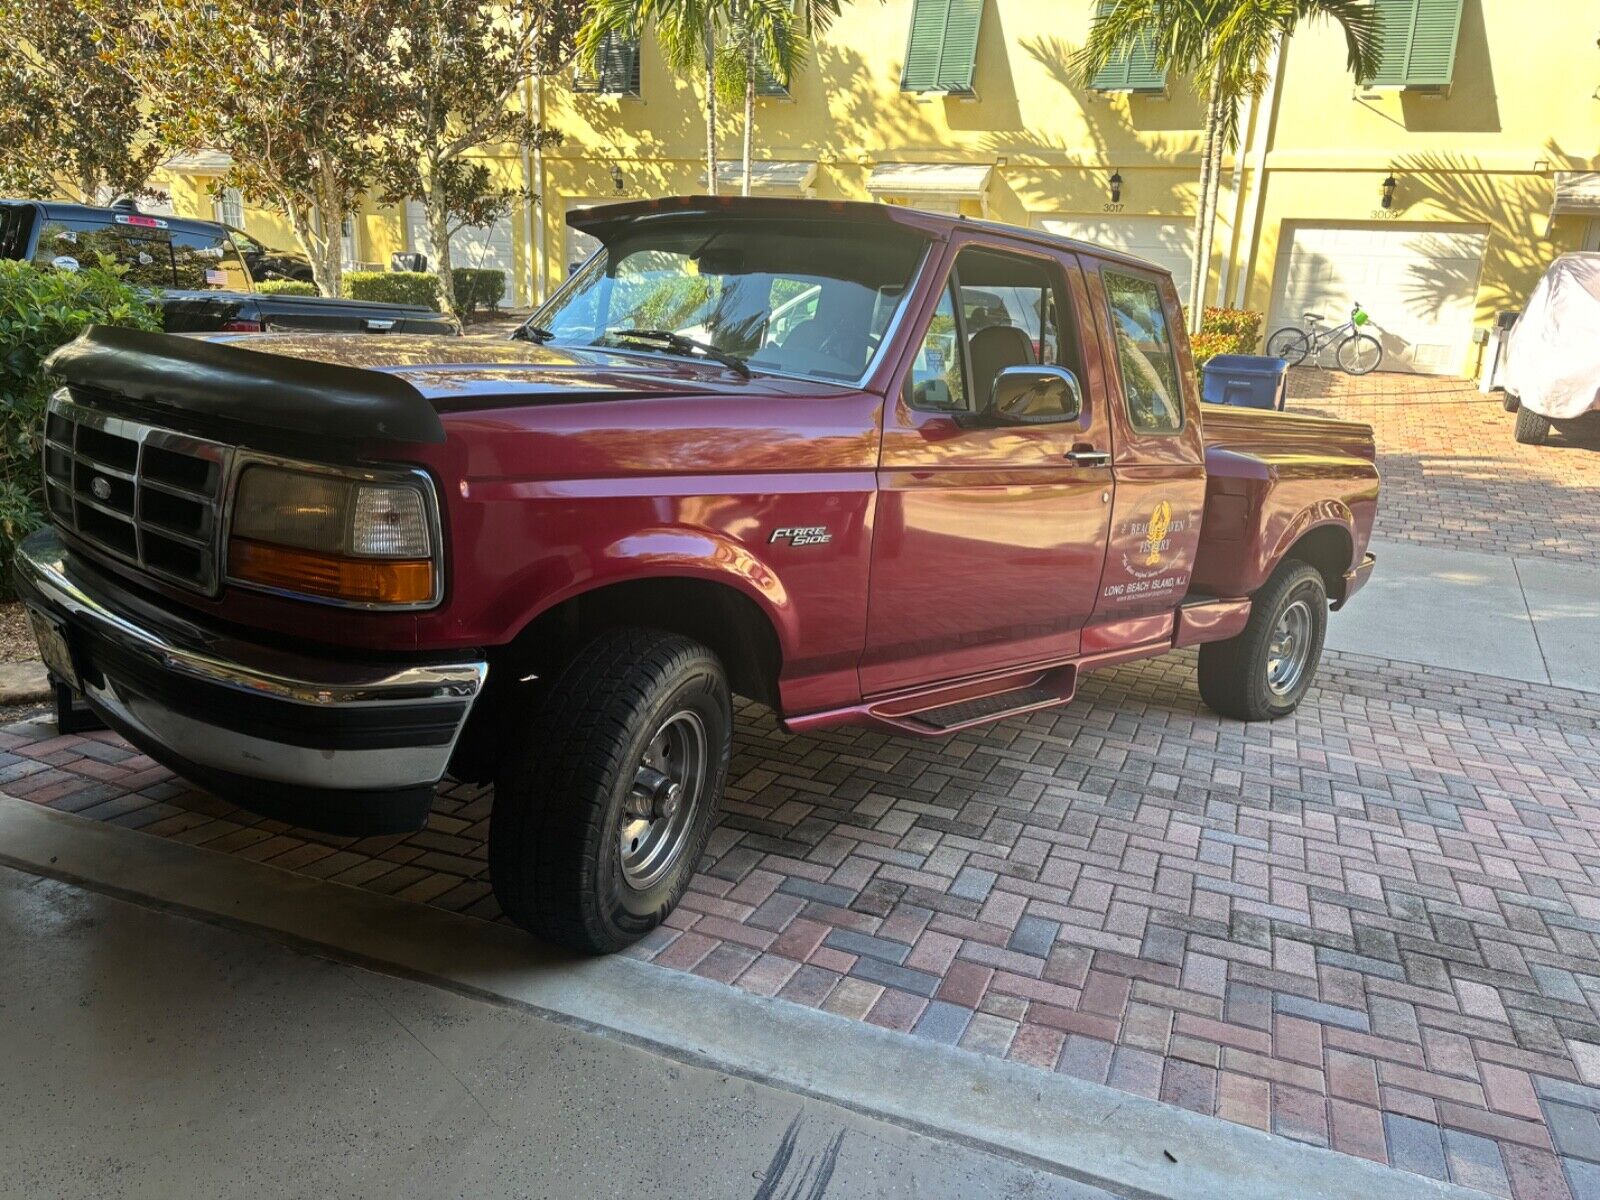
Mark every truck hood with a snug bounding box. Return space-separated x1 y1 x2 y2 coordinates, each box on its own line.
207 331 831 409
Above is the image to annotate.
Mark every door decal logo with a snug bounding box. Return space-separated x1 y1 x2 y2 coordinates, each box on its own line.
1143 500 1172 566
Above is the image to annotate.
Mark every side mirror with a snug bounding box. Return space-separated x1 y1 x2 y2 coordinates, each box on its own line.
980 365 1084 426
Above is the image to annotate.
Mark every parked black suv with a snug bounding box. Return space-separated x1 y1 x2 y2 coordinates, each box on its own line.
0 198 457 336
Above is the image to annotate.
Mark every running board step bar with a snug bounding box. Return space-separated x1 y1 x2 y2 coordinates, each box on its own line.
787 664 1078 737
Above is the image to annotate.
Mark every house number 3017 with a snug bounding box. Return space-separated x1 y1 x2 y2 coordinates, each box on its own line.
1103 202 1126 214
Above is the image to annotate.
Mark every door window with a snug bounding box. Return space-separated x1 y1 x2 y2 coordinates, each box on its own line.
905 284 967 411
1103 270 1184 434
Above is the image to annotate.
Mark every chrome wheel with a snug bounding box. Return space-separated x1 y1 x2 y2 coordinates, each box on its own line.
1266 598 1313 696
618 710 707 890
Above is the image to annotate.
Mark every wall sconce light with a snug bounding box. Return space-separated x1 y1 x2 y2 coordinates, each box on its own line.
610 163 626 193
1381 174 1398 210
1110 171 1123 204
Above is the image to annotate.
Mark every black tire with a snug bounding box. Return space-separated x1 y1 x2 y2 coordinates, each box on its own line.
1337 333 1383 376
1514 406 1551 446
1198 560 1327 722
1501 391 1519 413
489 628 731 953
1265 326 1311 367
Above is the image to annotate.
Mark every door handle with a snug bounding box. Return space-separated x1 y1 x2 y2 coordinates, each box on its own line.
1065 448 1110 467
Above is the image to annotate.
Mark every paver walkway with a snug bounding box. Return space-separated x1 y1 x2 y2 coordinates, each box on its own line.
6 647 1600 1199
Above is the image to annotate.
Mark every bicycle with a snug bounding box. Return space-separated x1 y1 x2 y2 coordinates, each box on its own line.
1265 304 1383 376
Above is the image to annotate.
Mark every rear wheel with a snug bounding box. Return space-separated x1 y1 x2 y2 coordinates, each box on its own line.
1501 391 1520 413
1514 406 1551 445
489 628 731 953
1198 560 1328 721
1336 333 1383 376
1265 326 1311 367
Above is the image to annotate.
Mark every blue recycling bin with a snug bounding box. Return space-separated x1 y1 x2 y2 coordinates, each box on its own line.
1202 354 1289 411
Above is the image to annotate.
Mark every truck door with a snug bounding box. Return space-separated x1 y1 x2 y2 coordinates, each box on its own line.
861 239 1116 695
1083 261 1207 648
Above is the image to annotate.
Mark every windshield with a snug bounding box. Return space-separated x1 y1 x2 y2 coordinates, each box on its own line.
532 217 929 383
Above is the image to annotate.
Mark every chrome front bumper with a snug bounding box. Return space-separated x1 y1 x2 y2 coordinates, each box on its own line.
14 528 487 833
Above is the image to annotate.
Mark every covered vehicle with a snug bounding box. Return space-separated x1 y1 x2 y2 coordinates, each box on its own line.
1503 253 1600 444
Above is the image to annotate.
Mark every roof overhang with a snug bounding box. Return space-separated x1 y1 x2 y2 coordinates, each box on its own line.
162 150 235 175
866 161 994 199
1552 171 1600 217
699 160 818 195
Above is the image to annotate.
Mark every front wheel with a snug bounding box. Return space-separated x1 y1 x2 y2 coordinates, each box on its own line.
1501 391 1520 413
1198 560 1328 721
1265 326 1311 367
489 628 731 953
1336 333 1383 375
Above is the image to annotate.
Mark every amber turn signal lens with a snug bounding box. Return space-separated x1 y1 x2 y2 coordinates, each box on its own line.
229 538 434 605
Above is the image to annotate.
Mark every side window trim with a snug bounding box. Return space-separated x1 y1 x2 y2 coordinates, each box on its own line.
1102 265 1185 437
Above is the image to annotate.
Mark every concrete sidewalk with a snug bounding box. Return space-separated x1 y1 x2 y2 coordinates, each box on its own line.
0 862 1115 1200
1327 538 1600 692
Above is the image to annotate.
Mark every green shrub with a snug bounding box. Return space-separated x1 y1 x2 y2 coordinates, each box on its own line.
1189 329 1239 369
451 268 506 317
1200 307 1263 352
0 260 161 586
254 279 317 296
342 271 440 311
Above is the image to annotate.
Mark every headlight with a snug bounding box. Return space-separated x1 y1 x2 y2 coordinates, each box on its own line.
227 463 440 607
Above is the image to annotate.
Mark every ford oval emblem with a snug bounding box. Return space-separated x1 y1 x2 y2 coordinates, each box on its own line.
91 476 112 501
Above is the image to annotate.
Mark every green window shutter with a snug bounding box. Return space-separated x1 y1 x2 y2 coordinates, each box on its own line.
1365 0 1463 87
900 0 984 94
575 33 641 95
1088 4 1167 92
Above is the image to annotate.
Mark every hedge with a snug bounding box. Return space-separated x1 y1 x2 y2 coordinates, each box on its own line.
451 268 505 317
1191 307 1265 369
342 271 440 311
0 260 161 586
254 279 317 296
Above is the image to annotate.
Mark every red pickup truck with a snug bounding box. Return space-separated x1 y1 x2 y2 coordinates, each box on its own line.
18 197 1378 953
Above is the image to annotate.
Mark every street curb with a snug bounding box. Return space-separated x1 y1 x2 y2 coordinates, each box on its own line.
0 660 50 705
0 796 1492 1200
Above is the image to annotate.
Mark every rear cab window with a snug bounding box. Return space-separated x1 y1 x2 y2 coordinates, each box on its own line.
31 220 174 288
171 228 251 291
1103 270 1184 435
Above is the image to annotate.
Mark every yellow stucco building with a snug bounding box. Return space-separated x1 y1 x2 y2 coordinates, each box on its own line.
158 0 1599 375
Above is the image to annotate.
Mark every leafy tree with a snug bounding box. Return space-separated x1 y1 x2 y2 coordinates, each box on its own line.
112 0 398 297
373 0 585 317
0 0 163 203
582 0 739 196
1076 1 1380 332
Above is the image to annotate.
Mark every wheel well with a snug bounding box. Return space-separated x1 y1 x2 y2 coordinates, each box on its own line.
450 578 783 783
1283 524 1353 602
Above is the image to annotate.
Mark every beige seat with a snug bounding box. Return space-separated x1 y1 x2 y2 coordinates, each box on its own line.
967 324 1035 408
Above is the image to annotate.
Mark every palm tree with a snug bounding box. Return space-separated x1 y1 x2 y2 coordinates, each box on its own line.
716 0 843 196
582 0 739 195
1075 1 1381 332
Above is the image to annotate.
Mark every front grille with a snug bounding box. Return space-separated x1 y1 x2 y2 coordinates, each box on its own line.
43 393 232 594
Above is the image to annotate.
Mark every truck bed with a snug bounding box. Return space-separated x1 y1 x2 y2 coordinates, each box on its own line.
1192 405 1379 602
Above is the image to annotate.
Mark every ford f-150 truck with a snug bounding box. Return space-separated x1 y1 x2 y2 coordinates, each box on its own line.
16 197 1378 953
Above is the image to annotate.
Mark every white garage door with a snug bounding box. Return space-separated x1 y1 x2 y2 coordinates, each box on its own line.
1269 224 1487 375
1033 216 1194 299
404 200 516 279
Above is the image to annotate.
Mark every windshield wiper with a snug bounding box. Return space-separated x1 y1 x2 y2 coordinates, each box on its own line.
605 328 751 378
512 323 554 343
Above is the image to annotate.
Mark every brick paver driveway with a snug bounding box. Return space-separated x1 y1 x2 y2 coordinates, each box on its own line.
1289 369 1600 562
6 370 1600 1198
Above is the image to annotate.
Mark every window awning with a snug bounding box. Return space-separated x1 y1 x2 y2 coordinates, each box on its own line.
1552 172 1600 217
866 162 993 198
699 160 818 194
162 150 234 175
